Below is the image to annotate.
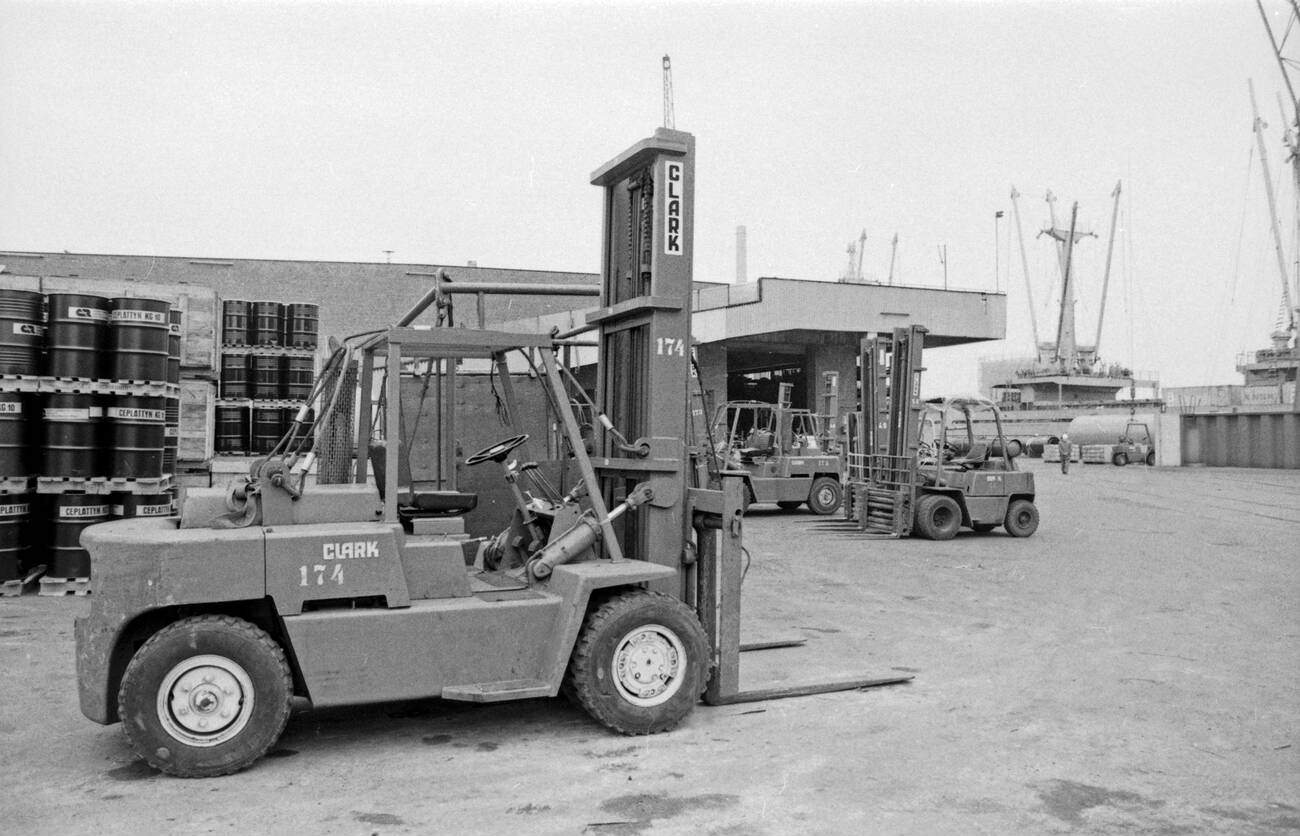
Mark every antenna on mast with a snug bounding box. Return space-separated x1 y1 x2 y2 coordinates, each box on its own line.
662 55 676 129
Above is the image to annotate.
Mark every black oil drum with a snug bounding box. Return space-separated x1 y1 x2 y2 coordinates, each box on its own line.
109 297 170 382
45 293 109 379
0 495 31 581
215 405 249 454
0 393 29 477
0 289 45 375
284 356 314 401
252 301 284 347
222 299 251 346
113 492 174 519
42 394 103 478
50 493 111 579
251 406 282 454
252 354 283 401
106 395 166 479
220 354 249 399
285 303 319 349
167 308 182 385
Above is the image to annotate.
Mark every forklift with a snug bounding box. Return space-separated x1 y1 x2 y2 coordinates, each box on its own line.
845 326 1039 539
75 129 907 777
710 378 844 515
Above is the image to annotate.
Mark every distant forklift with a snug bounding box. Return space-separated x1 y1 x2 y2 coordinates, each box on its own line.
845 326 1039 539
74 128 906 778
711 378 844 515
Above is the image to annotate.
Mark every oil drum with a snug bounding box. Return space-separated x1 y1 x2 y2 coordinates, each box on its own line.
109 297 170 382
222 299 251 346
252 354 283 401
50 493 111 579
0 289 45 375
251 406 282 454
220 354 249 399
0 393 29 477
42 393 103 478
113 492 174 519
45 293 109 379
215 405 249 454
167 308 182 385
252 301 284 347
284 356 314 401
285 303 319 349
0 495 31 581
162 398 180 475
106 395 166 479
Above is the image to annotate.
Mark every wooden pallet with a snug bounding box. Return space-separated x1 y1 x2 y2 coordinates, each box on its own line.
37 475 174 495
0 476 34 494
0 375 178 397
1 566 45 597
220 346 315 358
38 575 91 596
0 374 41 393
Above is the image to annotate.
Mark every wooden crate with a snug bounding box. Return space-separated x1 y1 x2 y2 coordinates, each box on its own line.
179 378 216 462
40 277 219 373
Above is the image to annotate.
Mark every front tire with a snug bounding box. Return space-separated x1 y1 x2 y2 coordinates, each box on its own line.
566 591 709 735
117 615 292 778
914 494 961 540
1112 451 1128 466
806 476 842 515
1004 499 1040 538
1145 451 1155 466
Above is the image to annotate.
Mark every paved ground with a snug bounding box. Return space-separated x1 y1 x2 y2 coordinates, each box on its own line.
2 461 1298 834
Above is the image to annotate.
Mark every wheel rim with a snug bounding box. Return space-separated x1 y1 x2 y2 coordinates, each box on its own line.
934 504 954 528
816 485 837 508
612 623 687 707
156 654 255 747
1014 509 1032 528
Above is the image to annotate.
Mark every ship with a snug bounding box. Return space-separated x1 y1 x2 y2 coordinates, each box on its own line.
980 183 1164 452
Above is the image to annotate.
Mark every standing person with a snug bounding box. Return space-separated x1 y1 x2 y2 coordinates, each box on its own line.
1060 432 1070 474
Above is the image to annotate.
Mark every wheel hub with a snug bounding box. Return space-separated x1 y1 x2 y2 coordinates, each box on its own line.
157 655 255 747
613 625 685 707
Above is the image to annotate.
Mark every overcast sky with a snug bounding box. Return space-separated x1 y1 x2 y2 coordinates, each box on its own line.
1 1 1294 392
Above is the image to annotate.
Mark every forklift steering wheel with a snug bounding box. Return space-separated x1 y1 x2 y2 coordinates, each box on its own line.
465 433 530 465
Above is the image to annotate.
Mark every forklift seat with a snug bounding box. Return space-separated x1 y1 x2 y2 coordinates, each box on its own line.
369 440 478 518
951 442 990 469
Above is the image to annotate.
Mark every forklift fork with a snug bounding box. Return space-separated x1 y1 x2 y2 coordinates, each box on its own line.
692 474 912 705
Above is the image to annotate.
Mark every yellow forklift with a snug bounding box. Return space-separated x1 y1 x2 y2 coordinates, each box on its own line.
74 129 908 777
711 381 844 515
844 327 1038 539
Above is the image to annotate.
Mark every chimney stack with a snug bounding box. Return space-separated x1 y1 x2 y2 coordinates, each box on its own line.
735 225 748 284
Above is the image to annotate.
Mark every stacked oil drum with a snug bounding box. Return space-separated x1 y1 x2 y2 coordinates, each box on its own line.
0 288 181 594
216 300 317 457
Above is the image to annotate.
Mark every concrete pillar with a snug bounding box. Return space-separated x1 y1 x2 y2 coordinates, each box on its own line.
805 342 859 424
695 342 728 423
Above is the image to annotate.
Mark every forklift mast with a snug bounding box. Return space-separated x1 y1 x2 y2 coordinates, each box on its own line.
847 325 927 536
588 129 696 596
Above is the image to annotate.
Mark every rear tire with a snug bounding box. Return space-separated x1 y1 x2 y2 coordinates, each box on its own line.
1004 499 1039 538
1112 451 1128 466
117 615 292 778
566 591 709 735
914 494 960 541
1145 451 1155 466
806 477 842 515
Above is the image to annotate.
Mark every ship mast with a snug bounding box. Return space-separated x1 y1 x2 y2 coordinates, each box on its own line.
1255 0 1300 343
